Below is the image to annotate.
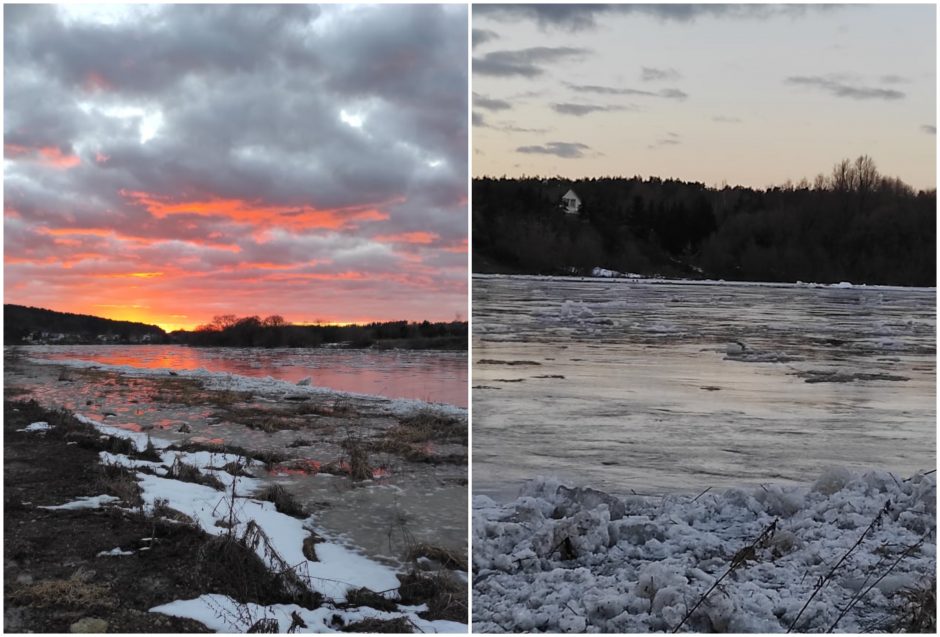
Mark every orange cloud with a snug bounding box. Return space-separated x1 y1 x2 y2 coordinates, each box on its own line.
121 190 390 230
5 144 80 169
375 231 440 244
444 238 468 253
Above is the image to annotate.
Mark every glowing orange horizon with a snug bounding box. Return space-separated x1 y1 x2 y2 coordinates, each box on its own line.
23 302 453 334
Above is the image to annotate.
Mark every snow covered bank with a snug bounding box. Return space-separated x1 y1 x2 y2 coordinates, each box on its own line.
151 594 467 633
473 469 935 632
59 413 467 632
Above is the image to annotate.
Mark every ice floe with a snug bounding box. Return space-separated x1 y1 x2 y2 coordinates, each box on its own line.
473 468 935 633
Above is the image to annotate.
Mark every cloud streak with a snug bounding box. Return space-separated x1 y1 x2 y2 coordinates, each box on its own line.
473 46 590 78
641 66 682 82
516 141 591 158
565 82 688 100
475 4 831 31
785 75 906 100
551 103 633 116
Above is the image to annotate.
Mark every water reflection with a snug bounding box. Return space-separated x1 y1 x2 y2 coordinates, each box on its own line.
27 344 467 408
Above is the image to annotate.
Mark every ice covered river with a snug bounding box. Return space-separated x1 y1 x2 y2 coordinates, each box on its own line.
24 344 467 408
473 275 936 499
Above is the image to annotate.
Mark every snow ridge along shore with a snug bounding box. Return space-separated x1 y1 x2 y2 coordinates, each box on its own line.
473 468 935 633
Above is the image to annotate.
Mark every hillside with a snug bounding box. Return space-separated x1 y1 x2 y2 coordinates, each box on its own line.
4 305 167 345
473 156 936 287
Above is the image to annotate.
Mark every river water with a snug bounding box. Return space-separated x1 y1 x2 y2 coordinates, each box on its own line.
473 275 936 499
24 344 467 408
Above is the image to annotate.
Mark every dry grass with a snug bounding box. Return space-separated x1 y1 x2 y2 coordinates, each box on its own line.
9 568 115 610
397 570 467 623
167 457 225 490
146 376 250 408
345 587 398 612
151 497 197 525
170 441 286 468
369 409 467 464
340 433 373 481
96 462 143 507
406 543 468 572
341 617 413 633
891 577 936 632
396 410 466 445
255 484 306 518
219 407 300 433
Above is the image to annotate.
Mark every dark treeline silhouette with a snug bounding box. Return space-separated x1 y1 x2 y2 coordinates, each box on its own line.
473 156 936 286
171 315 468 350
5 305 467 350
4 304 167 344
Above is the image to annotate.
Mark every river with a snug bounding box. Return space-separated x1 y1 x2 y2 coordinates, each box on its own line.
472 275 936 499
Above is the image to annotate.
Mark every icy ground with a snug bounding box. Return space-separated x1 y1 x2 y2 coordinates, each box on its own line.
36 412 467 633
473 468 935 633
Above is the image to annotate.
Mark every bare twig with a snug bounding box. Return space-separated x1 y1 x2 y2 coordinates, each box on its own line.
825 531 931 633
691 486 713 503
786 500 891 633
672 518 778 632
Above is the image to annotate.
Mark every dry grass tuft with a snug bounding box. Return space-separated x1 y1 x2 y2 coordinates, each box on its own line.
342 617 413 633
96 462 143 506
407 543 468 572
167 457 225 490
397 570 467 623
255 484 307 518
9 568 115 610
892 577 936 632
345 587 398 612
396 410 466 444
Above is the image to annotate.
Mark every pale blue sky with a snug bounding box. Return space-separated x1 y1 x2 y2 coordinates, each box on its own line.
473 4 936 190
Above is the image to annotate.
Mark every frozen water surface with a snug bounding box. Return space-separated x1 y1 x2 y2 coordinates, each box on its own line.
26 344 467 408
473 275 935 499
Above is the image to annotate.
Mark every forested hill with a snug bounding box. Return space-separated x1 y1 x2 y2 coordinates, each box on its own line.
473 156 936 287
4 305 167 344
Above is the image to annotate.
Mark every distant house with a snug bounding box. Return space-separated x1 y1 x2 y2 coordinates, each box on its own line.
560 189 581 214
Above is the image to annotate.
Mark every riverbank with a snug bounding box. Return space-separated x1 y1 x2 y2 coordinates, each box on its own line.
472 472 935 633
4 354 468 632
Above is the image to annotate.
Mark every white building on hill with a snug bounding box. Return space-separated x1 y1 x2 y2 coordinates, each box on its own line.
560 189 581 214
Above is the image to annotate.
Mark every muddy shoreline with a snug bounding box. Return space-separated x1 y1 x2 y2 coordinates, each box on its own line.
4 354 468 632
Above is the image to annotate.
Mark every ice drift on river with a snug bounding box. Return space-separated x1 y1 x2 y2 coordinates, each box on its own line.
473 468 935 633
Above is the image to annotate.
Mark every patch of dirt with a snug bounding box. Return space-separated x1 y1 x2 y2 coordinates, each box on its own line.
3 399 310 633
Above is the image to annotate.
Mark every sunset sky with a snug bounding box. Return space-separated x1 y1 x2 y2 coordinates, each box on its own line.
473 4 936 190
5 4 467 331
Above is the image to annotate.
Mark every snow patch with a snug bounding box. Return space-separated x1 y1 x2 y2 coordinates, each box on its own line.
38 494 121 510
17 421 53 432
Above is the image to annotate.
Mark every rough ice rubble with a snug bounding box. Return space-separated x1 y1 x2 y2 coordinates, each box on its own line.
473 469 935 633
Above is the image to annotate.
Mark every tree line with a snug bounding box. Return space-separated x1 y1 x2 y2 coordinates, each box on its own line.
4 304 468 350
171 315 468 350
4 304 166 344
473 156 936 286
